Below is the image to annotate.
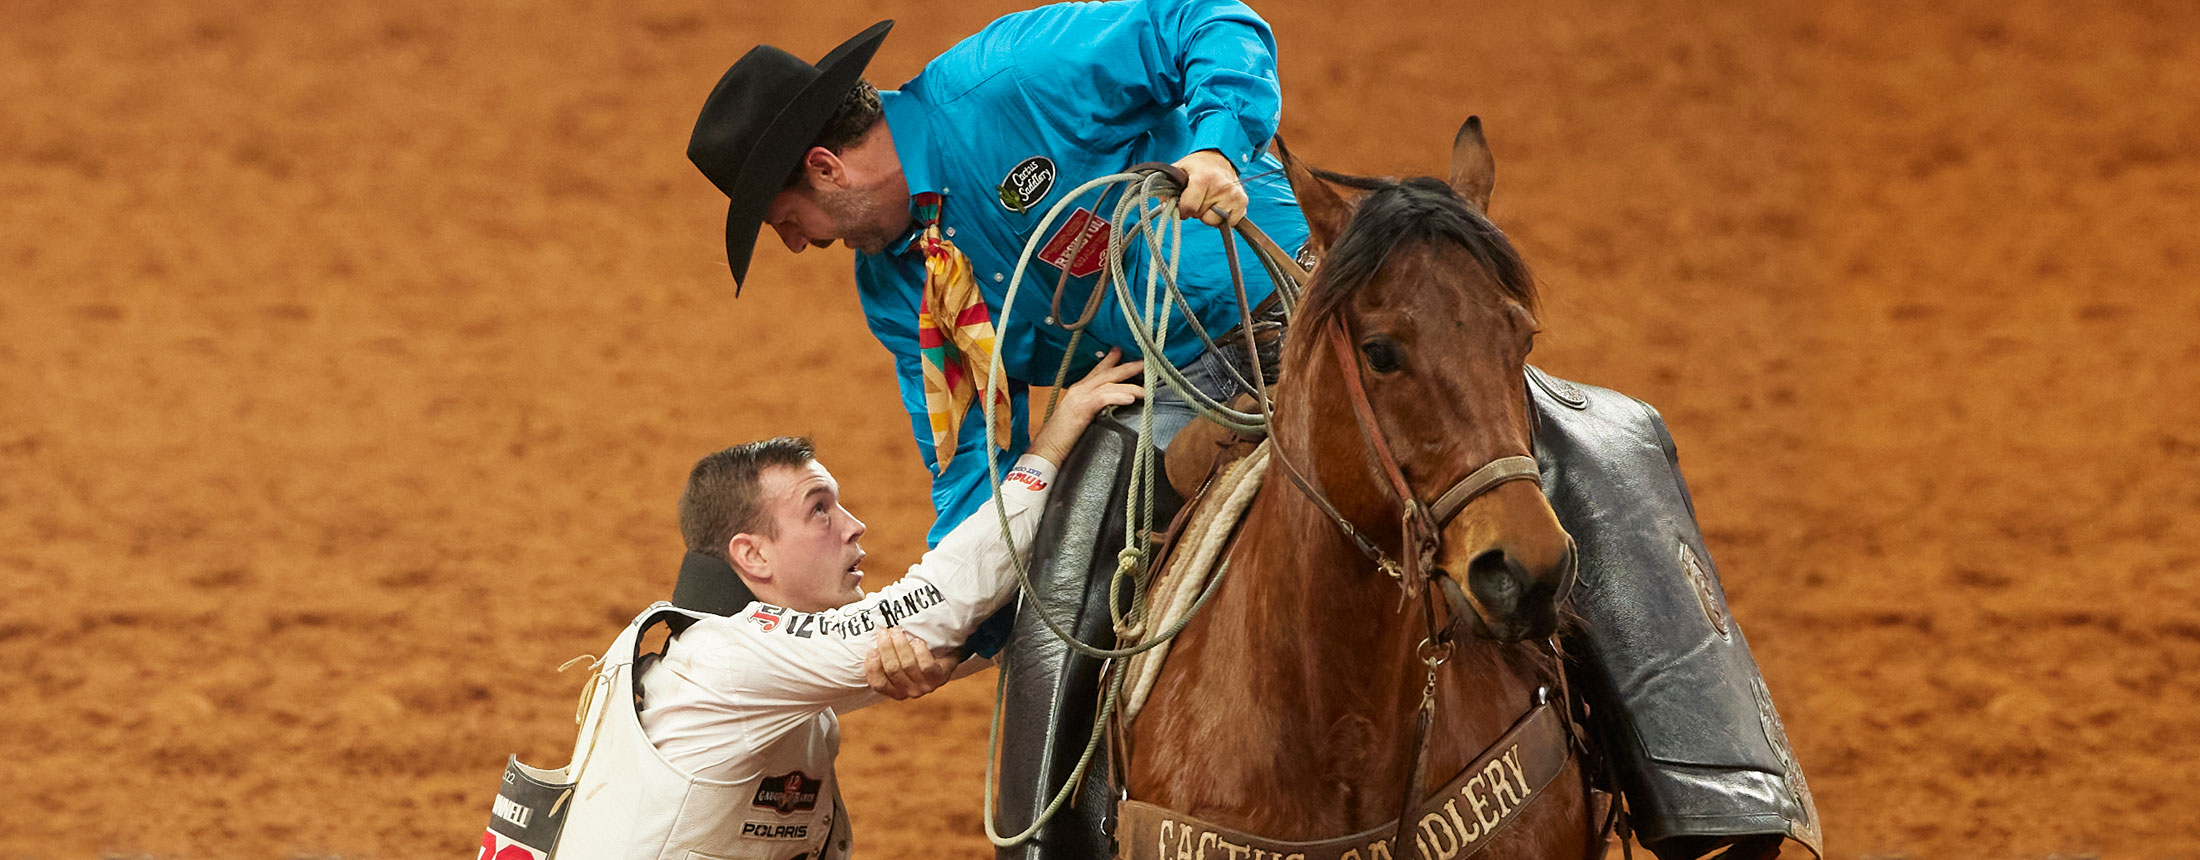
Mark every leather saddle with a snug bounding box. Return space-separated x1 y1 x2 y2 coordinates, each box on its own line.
990 368 1823 860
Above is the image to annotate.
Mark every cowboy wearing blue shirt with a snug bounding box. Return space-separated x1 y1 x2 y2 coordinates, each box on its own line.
685 0 1308 547
681 6 1823 858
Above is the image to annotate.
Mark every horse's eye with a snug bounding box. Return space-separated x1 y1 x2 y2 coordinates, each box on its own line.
1361 337 1404 373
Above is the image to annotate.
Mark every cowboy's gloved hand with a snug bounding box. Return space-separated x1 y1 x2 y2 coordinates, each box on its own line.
1173 149 1247 228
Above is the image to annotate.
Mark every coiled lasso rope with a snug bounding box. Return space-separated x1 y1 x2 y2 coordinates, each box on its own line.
969 165 1304 847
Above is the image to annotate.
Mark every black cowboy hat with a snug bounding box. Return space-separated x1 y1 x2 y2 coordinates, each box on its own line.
688 20 894 292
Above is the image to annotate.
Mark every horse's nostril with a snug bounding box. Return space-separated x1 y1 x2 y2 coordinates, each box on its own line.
1462 548 1568 642
1467 549 1520 609
1508 553 1538 590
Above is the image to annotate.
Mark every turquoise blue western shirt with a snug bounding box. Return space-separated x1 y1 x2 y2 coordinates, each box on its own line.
853 0 1310 545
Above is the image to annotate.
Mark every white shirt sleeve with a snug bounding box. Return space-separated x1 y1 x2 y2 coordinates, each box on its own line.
665 455 1057 739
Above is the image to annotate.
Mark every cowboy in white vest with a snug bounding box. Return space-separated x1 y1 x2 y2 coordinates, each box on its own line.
540 353 1142 860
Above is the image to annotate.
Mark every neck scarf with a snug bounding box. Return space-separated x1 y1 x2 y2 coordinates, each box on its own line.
913 192 1012 473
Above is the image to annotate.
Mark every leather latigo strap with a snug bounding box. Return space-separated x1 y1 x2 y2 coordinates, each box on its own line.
1116 703 1570 860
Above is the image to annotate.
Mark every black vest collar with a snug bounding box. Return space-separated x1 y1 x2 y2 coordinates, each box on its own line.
669 551 759 630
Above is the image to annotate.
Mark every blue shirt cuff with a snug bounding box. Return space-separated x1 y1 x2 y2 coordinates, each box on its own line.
1188 108 1262 168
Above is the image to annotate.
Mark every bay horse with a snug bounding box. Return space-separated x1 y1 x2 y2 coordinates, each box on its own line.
1119 120 1597 860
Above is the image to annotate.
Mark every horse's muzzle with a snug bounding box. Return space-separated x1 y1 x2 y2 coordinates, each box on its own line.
1454 540 1573 643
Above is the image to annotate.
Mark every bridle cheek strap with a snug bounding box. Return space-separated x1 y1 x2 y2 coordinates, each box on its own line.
1323 318 1543 547
1325 318 1433 545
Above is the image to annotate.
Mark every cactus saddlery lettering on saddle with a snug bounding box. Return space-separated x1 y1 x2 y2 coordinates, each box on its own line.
1117 703 1570 860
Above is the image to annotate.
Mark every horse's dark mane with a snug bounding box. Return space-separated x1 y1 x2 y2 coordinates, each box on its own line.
1291 168 1537 340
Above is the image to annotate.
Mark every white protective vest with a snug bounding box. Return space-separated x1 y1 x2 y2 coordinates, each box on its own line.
551 605 851 860
487 456 1058 860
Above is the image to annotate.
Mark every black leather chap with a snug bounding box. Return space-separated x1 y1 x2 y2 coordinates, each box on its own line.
994 409 1179 860
1529 365 1822 860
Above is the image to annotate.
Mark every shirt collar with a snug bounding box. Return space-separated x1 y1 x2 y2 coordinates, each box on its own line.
881 90 937 257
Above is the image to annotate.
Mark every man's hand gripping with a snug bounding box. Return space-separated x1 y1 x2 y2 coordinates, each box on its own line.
866 628 958 701
1026 348 1146 467
1173 149 1247 228
864 352 1146 701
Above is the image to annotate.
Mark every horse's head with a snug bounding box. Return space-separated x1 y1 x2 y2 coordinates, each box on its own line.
1273 119 1573 643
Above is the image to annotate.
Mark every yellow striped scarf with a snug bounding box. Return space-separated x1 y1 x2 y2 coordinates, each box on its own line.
913 193 1012 473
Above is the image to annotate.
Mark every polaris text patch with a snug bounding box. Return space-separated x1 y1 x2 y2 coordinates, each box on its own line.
742 820 812 840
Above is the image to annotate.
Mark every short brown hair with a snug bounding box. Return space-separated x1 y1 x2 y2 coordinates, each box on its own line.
784 79 883 188
679 436 817 563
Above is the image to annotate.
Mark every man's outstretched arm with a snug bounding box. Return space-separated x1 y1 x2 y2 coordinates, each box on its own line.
861 350 1147 702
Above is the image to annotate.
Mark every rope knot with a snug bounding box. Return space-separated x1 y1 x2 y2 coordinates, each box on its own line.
1115 544 1145 578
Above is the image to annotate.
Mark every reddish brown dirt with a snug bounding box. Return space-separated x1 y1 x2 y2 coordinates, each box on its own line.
5 0 2197 857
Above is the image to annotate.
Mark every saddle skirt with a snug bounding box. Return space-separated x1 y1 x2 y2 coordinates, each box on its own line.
1118 440 1272 726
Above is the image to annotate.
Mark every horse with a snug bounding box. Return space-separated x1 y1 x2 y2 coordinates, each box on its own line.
1116 119 1599 860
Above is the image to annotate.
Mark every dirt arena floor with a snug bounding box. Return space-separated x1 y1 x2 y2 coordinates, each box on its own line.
5 0 2197 857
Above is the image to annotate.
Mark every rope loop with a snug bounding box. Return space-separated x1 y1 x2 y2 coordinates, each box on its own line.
973 164 1300 847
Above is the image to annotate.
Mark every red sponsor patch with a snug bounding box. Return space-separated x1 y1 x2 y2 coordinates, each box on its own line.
753 771 822 815
1006 467 1049 492
1037 207 1110 279
478 829 547 860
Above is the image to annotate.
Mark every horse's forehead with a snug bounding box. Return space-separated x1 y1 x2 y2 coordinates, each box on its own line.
1359 244 1516 314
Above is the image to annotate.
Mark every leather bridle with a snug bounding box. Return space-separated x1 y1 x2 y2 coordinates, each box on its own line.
1220 216 1576 854
1144 160 1557 632
1226 226 1548 635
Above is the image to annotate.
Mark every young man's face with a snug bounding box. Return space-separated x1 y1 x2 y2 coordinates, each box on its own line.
749 460 869 612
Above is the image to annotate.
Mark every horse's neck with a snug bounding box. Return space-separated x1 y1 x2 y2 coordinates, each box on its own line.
1127 478 1426 835
1129 460 1552 839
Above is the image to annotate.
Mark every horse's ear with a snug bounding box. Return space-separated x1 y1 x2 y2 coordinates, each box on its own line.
1274 134 1349 255
1448 117 1496 214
